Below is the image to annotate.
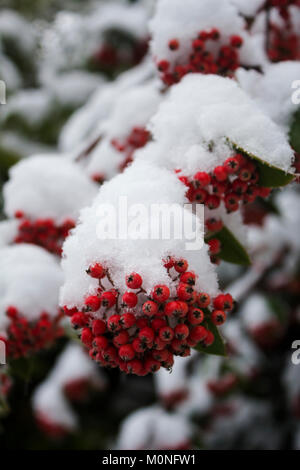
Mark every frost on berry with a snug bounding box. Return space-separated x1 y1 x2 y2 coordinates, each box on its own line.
0 244 64 359
60 160 232 375
3 155 98 255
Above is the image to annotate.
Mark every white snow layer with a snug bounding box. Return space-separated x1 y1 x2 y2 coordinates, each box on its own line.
0 244 63 333
144 74 294 175
150 0 266 68
3 155 98 224
60 159 219 310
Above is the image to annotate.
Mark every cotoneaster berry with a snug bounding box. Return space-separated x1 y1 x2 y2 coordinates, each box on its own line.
67 263 233 375
14 216 75 255
3 307 63 359
157 28 243 86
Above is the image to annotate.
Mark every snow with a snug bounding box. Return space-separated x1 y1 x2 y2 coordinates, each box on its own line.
59 58 155 153
116 405 191 450
32 342 106 431
32 382 77 431
229 0 264 17
145 74 294 175
1 89 53 128
86 80 163 179
0 219 18 247
3 155 98 224
240 293 272 329
61 159 219 310
0 244 63 334
150 0 265 68
237 62 300 133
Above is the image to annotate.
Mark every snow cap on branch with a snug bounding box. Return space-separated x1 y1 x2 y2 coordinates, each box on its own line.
3 155 98 224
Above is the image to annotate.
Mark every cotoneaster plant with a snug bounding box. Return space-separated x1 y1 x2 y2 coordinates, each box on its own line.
60 160 232 376
2 155 98 255
0 244 64 359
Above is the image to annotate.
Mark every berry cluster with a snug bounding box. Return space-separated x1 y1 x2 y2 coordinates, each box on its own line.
0 306 64 359
92 38 148 74
111 126 150 172
14 213 75 255
157 28 243 86
65 260 234 376
0 372 12 398
267 0 300 62
35 412 69 439
177 153 271 213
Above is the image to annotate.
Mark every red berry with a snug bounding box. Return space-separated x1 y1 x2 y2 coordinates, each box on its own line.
174 259 188 273
193 188 208 203
206 195 220 210
152 348 169 362
139 327 155 344
232 179 248 195
71 312 87 329
188 308 204 325
63 306 77 317
120 312 136 329
259 187 271 198
224 193 239 212
84 295 101 312
206 218 223 233
125 272 143 289
164 301 182 317
122 292 138 308
203 330 215 346
213 293 233 311
132 337 147 353
81 328 93 346
214 166 228 182
208 238 221 255
92 319 106 336
152 285 170 302
189 325 208 343
101 291 116 309
157 60 170 72
87 263 105 279
230 35 243 48
142 300 158 317
144 358 161 373
192 38 205 51
212 310 226 325
224 156 240 174
177 283 194 301
6 306 19 319
198 293 210 308
113 330 129 347
174 324 189 340
169 38 180 50
159 326 174 342
93 335 108 351
163 256 175 269
151 317 167 332
119 344 135 361
177 301 189 317
194 171 211 187
107 314 121 332
127 359 143 375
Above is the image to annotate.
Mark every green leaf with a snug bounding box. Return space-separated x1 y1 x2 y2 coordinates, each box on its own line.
266 296 289 325
228 139 295 188
290 110 300 153
208 226 251 266
194 316 227 357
